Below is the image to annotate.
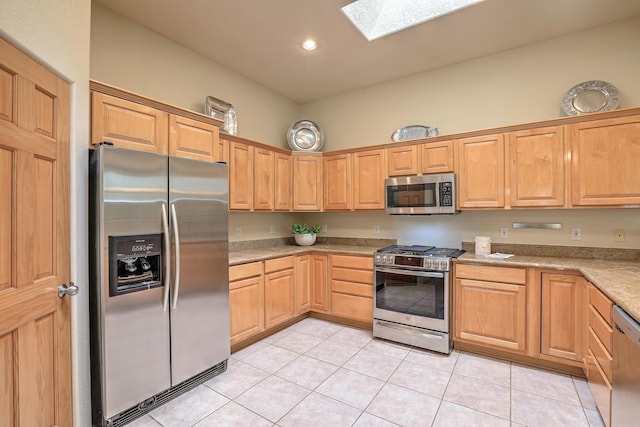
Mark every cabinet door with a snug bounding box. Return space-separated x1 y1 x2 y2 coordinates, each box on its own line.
293 154 323 211
229 141 254 210
214 137 229 164
229 275 264 345
387 145 419 177
571 115 640 206
353 149 386 210
91 92 168 153
310 254 328 312
323 153 351 210
295 255 311 313
456 134 505 208
455 278 526 352
264 267 296 328
254 147 275 211
169 115 219 162
422 141 454 174
540 272 586 362
508 126 566 207
274 152 292 211
329 255 373 323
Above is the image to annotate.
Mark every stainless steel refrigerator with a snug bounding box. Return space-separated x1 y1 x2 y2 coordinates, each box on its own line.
89 145 229 426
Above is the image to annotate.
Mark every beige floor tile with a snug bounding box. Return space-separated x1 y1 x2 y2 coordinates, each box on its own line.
127 415 162 426
366 383 440 426
573 376 597 410
352 412 400 426
230 340 268 360
149 385 229 427
204 360 269 399
271 330 325 353
327 326 373 348
363 339 411 359
343 349 403 381
234 376 309 423
278 392 361 427
240 344 299 373
194 401 272 427
305 338 360 366
261 326 295 344
388 359 452 399
443 373 511 419
290 317 344 339
585 408 606 427
433 401 511 427
275 355 339 389
405 348 460 373
511 389 589 427
511 364 581 406
453 352 511 387
316 368 385 410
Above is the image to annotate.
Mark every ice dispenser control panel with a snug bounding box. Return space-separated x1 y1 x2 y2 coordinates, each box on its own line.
109 234 163 296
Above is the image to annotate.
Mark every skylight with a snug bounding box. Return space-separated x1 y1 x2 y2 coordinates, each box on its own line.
341 0 486 41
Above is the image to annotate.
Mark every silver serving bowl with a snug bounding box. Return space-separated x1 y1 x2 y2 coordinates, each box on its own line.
287 120 324 151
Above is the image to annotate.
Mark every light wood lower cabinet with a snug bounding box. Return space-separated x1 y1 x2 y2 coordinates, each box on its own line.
229 262 264 345
310 254 329 311
587 284 613 427
329 254 374 323
454 264 528 353
264 256 295 329
295 255 311 313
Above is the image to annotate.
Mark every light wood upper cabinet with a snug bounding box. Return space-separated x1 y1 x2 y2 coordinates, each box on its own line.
310 254 329 312
293 154 323 211
229 262 264 345
274 152 292 211
353 149 387 210
169 115 220 162
456 134 505 208
570 114 640 206
323 153 352 210
229 141 254 210
253 147 275 211
387 145 419 176
508 126 567 208
91 92 169 153
539 272 586 363
264 256 296 329
421 140 454 174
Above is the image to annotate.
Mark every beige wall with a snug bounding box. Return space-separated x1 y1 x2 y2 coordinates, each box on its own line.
0 1 92 426
300 16 640 151
90 3 300 149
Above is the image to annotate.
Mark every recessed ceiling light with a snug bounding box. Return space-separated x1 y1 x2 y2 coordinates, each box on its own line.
342 0 485 41
301 39 318 51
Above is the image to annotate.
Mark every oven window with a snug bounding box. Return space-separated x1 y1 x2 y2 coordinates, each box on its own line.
387 183 436 208
376 271 444 319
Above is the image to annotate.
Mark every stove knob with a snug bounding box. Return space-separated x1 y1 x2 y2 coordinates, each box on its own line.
424 258 432 268
439 260 448 270
375 255 380 264
388 255 394 264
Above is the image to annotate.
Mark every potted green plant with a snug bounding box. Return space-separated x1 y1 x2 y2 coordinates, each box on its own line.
292 223 321 246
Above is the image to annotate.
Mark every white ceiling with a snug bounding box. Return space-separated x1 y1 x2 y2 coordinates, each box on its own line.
94 0 640 104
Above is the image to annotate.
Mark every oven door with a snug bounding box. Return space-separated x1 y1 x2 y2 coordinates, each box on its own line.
374 266 449 332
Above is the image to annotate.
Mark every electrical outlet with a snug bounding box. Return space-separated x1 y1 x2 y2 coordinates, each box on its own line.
236 226 241 236
270 225 275 234
614 229 625 242
571 228 581 241
500 227 509 238
373 225 380 234
322 224 328 232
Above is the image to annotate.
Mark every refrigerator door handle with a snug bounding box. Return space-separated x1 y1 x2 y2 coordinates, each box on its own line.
170 203 181 309
161 203 171 311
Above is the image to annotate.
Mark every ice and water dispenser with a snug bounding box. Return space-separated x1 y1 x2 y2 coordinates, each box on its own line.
108 234 163 296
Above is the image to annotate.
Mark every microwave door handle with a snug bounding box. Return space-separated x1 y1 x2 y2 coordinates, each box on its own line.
161 203 171 311
170 203 181 309
375 267 444 279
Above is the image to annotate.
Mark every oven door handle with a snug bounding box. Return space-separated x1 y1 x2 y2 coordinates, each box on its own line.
375 267 444 279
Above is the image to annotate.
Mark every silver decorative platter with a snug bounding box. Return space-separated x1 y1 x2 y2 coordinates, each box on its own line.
287 120 324 151
562 80 620 116
391 125 438 142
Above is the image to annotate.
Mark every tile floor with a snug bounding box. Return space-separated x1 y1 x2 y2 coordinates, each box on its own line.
129 317 605 427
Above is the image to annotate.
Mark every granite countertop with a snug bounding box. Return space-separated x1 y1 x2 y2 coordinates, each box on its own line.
456 252 640 324
229 243 382 265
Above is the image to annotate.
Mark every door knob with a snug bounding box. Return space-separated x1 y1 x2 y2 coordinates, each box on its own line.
58 283 79 298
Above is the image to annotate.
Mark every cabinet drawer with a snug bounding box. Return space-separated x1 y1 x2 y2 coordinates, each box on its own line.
229 261 263 282
455 263 526 285
589 305 613 354
587 349 612 427
589 327 612 382
331 254 372 270
331 268 373 285
589 286 612 325
265 256 295 273
331 280 373 298
331 292 373 322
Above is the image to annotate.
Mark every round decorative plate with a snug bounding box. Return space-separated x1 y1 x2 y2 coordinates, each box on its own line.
562 80 620 116
287 120 324 151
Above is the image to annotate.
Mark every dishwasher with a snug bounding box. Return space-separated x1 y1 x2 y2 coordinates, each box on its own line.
612 305 640 426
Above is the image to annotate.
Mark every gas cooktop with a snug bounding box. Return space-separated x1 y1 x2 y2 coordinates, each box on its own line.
374 245 465 271
376 245 465 258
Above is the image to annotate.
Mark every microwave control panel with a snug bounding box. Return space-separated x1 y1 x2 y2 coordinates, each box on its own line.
439 182 453 207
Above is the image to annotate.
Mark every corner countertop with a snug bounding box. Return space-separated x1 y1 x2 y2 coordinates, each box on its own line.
456 252 640 323
229 244 381 266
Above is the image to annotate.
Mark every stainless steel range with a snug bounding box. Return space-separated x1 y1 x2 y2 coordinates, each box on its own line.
373 245 464 354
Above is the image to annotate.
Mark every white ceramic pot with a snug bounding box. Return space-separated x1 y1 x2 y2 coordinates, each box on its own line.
294 233 316 246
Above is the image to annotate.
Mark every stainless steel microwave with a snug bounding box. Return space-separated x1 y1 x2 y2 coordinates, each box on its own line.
385 173 457 215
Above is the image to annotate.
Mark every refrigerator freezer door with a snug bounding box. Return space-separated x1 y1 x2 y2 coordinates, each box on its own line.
169 157 230 385
97 146 172 418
